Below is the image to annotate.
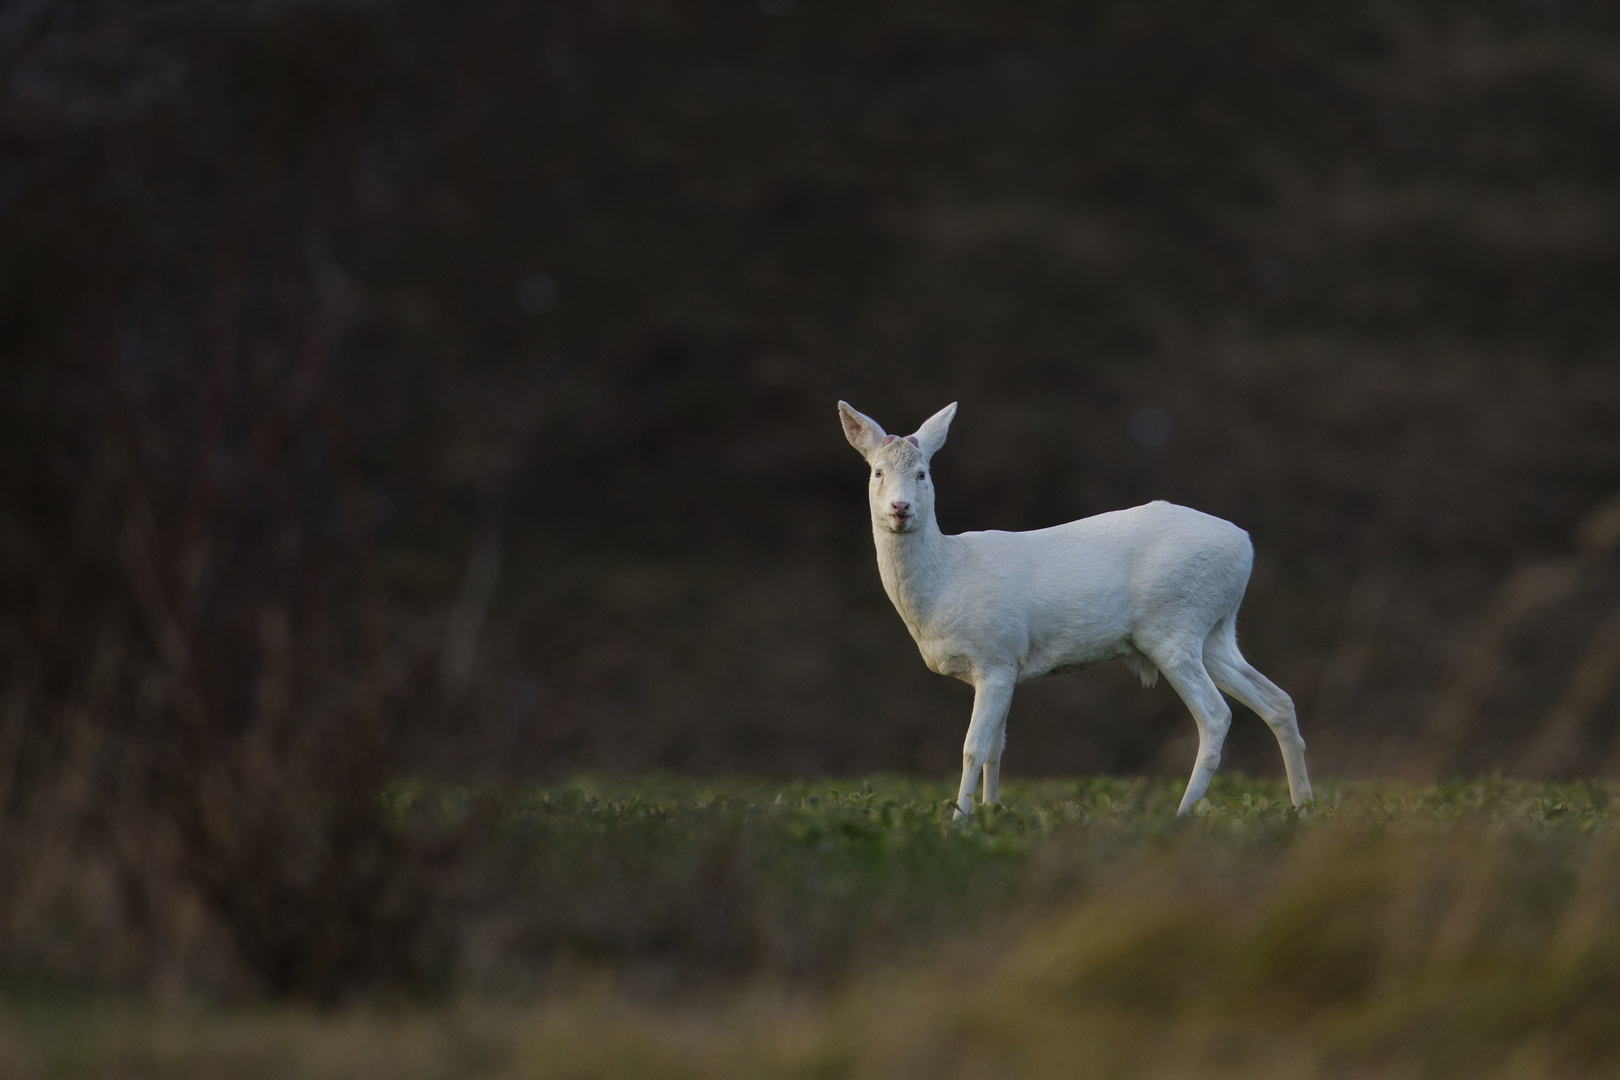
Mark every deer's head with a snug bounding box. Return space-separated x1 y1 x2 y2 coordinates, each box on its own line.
838 401 956 534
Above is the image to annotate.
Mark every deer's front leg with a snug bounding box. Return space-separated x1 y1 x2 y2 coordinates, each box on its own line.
955 672 1015 820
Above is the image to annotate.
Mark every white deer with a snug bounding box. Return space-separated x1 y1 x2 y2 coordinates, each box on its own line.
838 401 1312 818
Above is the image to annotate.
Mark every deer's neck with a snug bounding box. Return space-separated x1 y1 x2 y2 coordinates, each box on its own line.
873 510 950 634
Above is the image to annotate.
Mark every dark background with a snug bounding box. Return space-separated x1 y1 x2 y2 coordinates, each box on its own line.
7 0 1620 815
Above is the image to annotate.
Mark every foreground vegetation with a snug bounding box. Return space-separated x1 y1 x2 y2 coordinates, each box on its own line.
7 776 1620 1078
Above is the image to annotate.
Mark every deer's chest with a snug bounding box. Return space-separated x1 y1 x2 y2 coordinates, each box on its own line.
912 635 977 681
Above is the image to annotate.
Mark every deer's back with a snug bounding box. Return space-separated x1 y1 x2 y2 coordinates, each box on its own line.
941 501 1253 668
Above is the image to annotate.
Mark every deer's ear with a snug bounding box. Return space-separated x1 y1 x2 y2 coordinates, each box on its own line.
838 401 887 456
911 402 957 460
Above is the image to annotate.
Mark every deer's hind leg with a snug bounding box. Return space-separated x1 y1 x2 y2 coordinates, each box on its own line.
1148 647 1235 816
1203 618 1313 810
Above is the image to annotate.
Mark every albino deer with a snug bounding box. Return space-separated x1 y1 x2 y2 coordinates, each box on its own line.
838 401 1312 818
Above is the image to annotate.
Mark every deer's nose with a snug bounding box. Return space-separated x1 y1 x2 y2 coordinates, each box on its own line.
890 500 911 515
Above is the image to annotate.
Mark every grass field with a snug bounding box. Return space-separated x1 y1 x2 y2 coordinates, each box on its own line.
6 775 1620 1079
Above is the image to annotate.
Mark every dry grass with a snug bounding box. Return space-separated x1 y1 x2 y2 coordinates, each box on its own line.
7 776 1620 1079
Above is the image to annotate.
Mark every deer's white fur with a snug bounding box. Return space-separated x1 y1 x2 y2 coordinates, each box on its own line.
838 400 1312 818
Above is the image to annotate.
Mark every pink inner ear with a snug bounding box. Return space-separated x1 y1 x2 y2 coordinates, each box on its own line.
880 434 896 446
906 435 920 447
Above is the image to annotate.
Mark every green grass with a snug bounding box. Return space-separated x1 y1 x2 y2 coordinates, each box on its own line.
10 776 1620 1078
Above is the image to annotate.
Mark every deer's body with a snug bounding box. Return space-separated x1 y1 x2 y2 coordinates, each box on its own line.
839 401 1313 818
876 501 1249 686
